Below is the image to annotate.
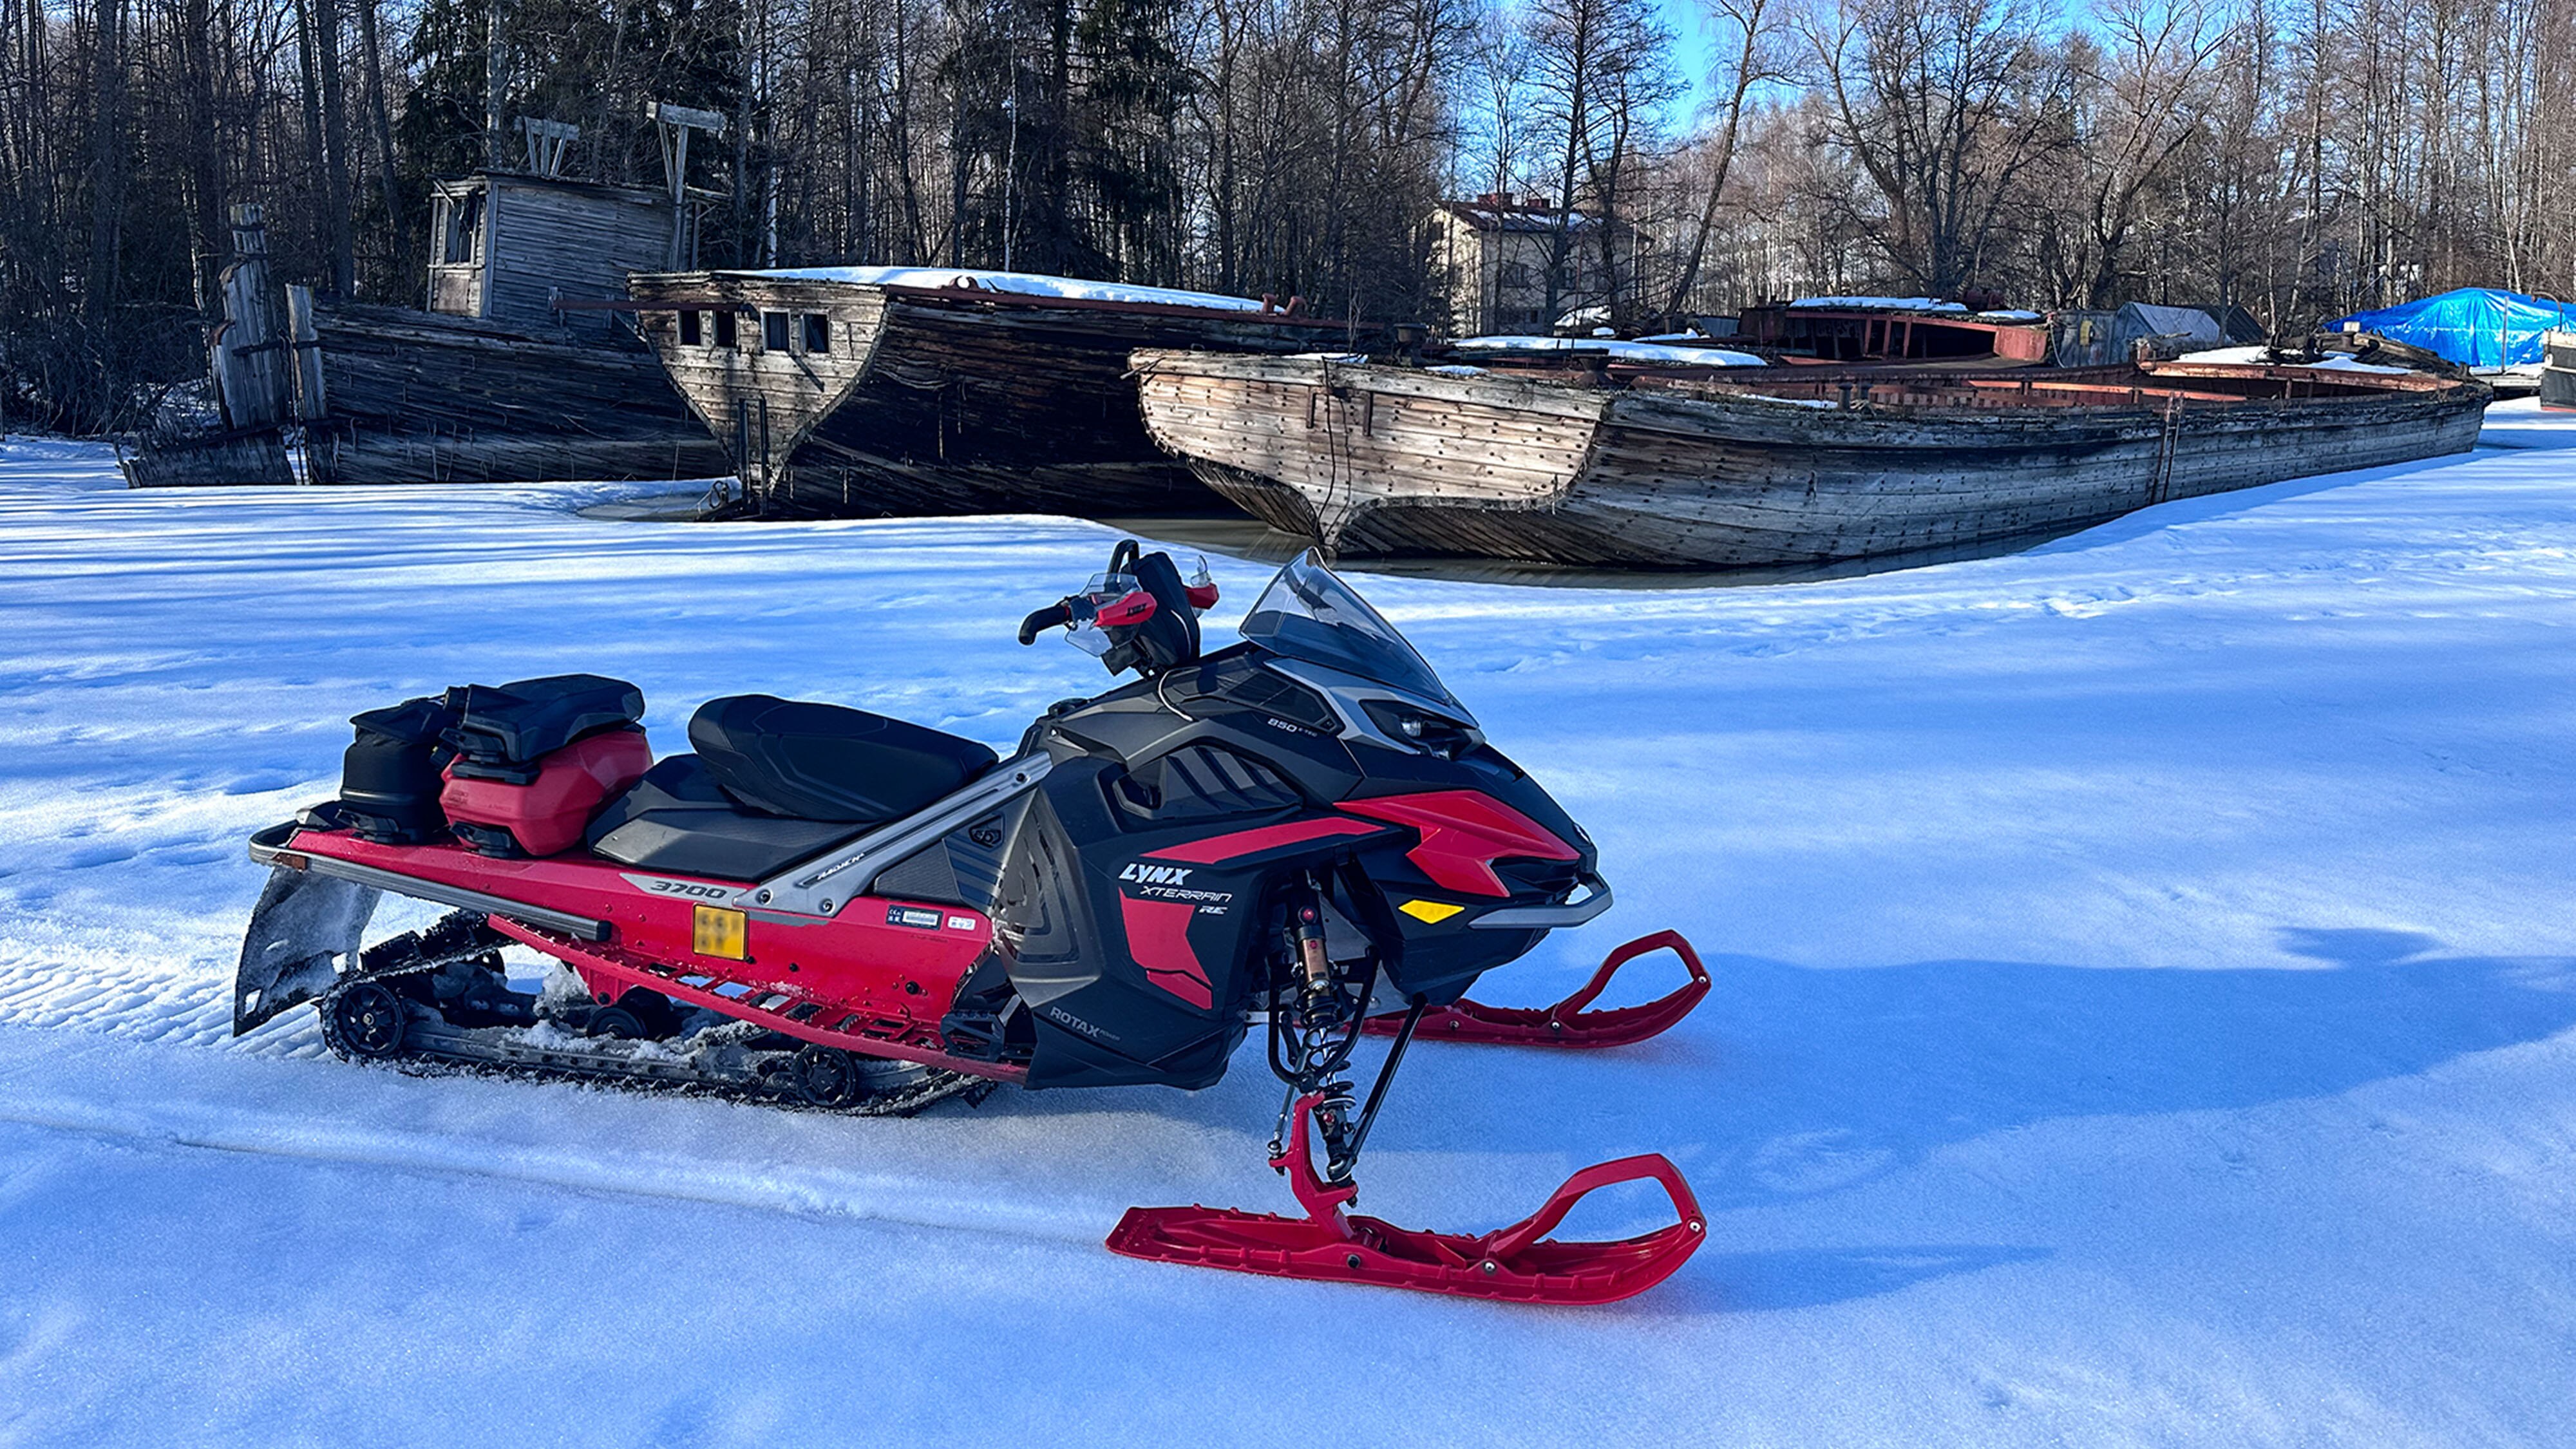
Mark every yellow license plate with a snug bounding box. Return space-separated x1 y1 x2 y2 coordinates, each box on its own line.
693 905 748 960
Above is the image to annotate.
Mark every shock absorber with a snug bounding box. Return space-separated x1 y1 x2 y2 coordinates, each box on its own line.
1266 874 1370 1182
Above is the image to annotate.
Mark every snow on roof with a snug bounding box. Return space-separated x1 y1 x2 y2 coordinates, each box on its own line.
2175 345 2414 375
746 266 1269 313
1450 335 1764 367
1441 204 1600 234
1979 310 2045 321
1788 296 1968 312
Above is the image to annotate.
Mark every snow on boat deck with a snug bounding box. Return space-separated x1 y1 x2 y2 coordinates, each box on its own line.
5 404 2576 1446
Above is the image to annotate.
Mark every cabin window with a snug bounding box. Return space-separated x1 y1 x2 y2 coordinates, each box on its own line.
440 193 482 264
762 311 791 352
712 310 738 347
802 312 831 354
677 310 702 346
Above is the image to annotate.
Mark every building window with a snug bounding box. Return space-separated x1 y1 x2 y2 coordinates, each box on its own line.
802 312 830 354
677 310 702 346
1497 261 1533 291
762 312 790 351
712 309 738 347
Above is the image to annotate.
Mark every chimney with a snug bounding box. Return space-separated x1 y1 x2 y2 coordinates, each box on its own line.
1477 192 1500 209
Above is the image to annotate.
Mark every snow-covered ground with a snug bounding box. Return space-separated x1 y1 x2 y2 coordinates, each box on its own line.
5 402 2575 1446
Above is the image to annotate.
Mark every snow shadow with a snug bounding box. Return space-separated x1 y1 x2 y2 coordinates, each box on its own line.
1693 1244 2056 1314
1340 934 2576 1221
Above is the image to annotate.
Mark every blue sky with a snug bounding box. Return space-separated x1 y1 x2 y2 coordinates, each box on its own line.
1660 0 1724 121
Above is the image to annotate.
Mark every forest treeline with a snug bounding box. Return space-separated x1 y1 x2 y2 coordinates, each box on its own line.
1 0 2570 432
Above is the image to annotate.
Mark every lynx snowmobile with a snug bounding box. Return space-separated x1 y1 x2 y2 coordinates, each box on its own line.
233 544 1712 1304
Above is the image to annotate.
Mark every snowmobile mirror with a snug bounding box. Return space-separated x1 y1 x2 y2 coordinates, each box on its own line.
1177 553 1218 612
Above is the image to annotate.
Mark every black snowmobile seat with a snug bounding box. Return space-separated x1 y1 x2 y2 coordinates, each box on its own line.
687 695 999 825
585 755 859 881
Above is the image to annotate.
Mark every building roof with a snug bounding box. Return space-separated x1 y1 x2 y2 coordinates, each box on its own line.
1437 199 1604 234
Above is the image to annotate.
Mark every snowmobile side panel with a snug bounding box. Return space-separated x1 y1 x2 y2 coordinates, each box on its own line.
482 916 1027 1082
234 847 379 1035
274 827 999 1043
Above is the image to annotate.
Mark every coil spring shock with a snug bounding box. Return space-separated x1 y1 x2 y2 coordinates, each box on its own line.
1265 873 1376 1182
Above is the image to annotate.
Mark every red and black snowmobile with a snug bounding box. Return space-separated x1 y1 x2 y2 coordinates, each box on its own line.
233 544 1711 1304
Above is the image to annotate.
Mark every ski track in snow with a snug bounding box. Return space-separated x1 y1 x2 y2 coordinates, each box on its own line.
3 404 2576 1446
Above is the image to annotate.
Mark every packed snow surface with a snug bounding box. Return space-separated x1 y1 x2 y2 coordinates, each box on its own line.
1788 296 1969 312
2176 345 2415 375
1450 334 1764 366
746 265 1269 312
6 402 2576 1445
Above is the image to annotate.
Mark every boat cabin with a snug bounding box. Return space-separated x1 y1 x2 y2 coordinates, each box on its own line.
425 171 683 329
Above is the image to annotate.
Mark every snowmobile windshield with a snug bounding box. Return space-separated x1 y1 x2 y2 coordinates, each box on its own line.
1238 553 1459 708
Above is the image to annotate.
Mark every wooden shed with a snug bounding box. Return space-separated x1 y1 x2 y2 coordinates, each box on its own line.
425 172 684 330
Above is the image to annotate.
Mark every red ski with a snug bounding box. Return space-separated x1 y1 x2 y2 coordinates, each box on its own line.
1108 1093 1705 1305
1366 929 1712 1049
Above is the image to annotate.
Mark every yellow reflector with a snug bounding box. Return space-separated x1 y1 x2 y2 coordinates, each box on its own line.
693 905 748 960
1399 899 1465 925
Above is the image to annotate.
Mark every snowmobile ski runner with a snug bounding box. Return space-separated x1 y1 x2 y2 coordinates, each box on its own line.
234 543 1710 1303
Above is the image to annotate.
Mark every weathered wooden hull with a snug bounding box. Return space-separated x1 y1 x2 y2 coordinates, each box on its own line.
120 426 298 488
1133 352 2490 569
2543 334 2576 412
628 273 1376 518
301 302 730 485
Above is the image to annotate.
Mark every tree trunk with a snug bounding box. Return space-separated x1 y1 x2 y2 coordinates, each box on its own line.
83 0 124 321
355 0 401 256
312 0 355 295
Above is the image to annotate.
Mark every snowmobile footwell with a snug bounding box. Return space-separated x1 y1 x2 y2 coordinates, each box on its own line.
1366 929 1711 1048
1106 1094 1705 1305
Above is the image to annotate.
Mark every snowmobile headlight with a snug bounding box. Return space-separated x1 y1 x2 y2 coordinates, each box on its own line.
1359 700 1479 759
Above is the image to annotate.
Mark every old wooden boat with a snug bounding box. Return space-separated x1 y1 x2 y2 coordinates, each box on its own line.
2543 332 2576 412
126 164 728 488
623 267 1387 518
1130 349 2490 569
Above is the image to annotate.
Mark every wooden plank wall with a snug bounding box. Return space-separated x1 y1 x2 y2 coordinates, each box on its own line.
484 182 675 330
303 299 729 484
629 274 887 491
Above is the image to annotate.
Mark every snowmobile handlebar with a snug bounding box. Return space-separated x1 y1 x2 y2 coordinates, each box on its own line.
1018 602 1074 645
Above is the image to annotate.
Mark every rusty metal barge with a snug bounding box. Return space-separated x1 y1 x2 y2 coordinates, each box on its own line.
1130 348 2489 569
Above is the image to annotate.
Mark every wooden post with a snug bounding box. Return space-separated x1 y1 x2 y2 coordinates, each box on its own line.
211 204 292 430
285 283 325 420
648 101 726 269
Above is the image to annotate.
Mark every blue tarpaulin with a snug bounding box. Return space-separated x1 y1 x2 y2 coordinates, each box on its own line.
2329 289 2576 369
